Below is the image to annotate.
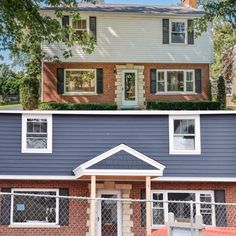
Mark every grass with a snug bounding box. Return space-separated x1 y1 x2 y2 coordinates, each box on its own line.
0 103 20 109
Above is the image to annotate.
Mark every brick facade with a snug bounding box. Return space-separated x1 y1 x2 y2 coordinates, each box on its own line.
0 180 234 236
42 63 210 107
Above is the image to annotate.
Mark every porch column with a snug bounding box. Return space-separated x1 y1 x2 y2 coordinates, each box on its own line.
146 176 152 236
90 175 96 236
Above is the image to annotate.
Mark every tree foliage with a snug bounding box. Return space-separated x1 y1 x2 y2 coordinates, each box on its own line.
217 75 226 109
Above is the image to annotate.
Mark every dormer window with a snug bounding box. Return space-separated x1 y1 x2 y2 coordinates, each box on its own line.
170 20 186 44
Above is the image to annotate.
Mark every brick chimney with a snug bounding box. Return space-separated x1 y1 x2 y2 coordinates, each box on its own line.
181 0 197 8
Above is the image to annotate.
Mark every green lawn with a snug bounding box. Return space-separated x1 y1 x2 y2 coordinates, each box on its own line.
0 103 21 109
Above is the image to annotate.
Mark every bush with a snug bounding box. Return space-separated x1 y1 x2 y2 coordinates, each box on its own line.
39 102 118 110
217 76 226 109
20 77 39 110
146 100 221 110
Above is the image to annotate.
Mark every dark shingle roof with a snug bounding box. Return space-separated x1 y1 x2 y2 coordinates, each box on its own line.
41 3 204 16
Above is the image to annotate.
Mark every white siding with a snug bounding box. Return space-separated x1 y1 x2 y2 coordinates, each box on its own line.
42 12 213 63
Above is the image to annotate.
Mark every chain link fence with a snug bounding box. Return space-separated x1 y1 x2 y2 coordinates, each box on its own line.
0 192 235 236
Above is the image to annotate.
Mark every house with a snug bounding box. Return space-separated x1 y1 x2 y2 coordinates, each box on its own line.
41 0 213 109
0 110 236 236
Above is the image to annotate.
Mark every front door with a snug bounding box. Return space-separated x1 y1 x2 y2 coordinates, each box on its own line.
122 70 138 107
97 191 121 236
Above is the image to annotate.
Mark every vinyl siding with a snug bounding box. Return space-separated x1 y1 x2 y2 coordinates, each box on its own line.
42 12 213 64
0 114 235 178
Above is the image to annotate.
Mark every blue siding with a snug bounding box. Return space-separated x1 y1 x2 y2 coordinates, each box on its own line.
0 114 235 177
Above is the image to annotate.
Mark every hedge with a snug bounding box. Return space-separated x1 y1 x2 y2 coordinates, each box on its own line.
146 100 221 110
39 102 118 110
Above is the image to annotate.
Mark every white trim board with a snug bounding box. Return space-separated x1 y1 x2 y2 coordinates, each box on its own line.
73 144 166 178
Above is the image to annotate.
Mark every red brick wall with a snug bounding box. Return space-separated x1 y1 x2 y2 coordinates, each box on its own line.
42 63 210 104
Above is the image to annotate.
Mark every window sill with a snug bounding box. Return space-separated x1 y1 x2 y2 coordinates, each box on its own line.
155 92 197 95
9 224 60 228
63 92 98 96
21 149 52 154
170 150 201 155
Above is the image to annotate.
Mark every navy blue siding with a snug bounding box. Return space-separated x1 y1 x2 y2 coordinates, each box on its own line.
0 114 235 177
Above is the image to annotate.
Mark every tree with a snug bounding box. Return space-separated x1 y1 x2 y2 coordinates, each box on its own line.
217 76 226 109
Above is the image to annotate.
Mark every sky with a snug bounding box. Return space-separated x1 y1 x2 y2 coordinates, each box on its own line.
0 0 179 68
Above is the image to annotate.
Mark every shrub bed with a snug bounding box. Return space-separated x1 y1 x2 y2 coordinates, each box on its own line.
39 102 118 110
146 100 221 110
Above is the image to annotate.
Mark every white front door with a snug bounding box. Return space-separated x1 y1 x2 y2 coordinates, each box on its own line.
122 70 138 107
97 190 122 236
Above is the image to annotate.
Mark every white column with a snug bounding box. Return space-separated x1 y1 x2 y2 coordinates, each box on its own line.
90 175 96 236
146 176 152 236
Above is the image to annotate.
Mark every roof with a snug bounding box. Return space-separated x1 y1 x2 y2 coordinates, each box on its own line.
41 3 204 16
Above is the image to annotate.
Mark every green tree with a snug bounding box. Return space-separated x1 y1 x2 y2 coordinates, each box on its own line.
217 76 226 109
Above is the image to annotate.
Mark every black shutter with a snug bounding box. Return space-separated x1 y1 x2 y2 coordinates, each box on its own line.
195 69 202 93
96 68 103 94
57 68 64 95
0 188 11 225
62 15 70 41
59 188 69 226
214 190 227 227
89 16 97 42
140 189 146 227
188 19 194 45
150 69 157 94
163 19 169 44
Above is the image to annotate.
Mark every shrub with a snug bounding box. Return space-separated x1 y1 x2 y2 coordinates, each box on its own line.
146 100 221 110
39 102 118 110
20 77 39 110
217 76 226 109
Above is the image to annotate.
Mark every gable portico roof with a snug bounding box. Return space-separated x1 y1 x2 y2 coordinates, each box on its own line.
73 144 165 178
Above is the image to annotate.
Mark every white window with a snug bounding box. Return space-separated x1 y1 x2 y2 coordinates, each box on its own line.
64 69 96 94
22 115 52 153
169 115 201 155
72 19 87 37
10 189 59 227
170 20 187 44
151 190 215 228
157 70 195 93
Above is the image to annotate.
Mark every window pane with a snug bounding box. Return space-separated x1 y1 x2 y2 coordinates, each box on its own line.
153 193 163 208
174 120 195 135
200 194 213 225
27 137 47 149
172 22 185 33
157 72 165 92
153 209 164 225
65 70 96 93
171 33 185 43
186 72 194 92
174 136 195 150
171 22 185 44
167 71 184 92
13 191 56 224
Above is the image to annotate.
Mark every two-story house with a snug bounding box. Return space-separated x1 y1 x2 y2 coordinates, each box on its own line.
0 110 235 236
41 1 213 109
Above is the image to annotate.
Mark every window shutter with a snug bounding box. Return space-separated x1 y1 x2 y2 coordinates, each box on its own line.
188 19 194 45
140 189 146 227
195 69 202 93
163 19 169 44
57 68 65 95
0 188 11 225
89 16 97 42
62 16 70 41
59 188 69 226
96 68 103 94
214 190 227 227
150 69 157 94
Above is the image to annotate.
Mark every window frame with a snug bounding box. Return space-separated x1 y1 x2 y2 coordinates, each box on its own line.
21 114 52 153
64 69 97 95
10 188 59 227
156 69 195 94
170 19 187 45
169 115 201 155
151 190 215 228
71 17 88 36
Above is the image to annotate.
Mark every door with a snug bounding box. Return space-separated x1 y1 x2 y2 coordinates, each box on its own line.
97 191 121 236
122 70 138 107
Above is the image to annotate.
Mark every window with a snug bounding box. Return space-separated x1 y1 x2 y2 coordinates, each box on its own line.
226 80 233 96
65 69 96 94
170 20 186 44
22 115 52 153
157 70 195 93
11 189 59 226
151 191 215 228
169 115 201 155
72 19 87 37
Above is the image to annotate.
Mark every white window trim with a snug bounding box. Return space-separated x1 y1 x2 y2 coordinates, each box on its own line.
63 69 97 95
170 19 187 45
21 114 53 153
151 190 215 228
156 69 196 94
169 115 201 155
10 188 59 227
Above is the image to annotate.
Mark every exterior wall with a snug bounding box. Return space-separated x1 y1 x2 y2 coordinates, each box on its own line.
42 12 213 64
0 180 235 236
42 62 210 105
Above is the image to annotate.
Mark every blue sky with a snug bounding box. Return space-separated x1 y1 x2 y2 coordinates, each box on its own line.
0 0 179 67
